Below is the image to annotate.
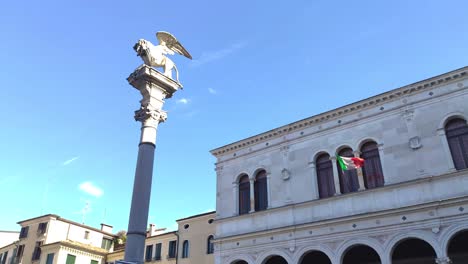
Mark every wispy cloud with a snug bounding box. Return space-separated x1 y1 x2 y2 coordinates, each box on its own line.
176 98 190 104
79 182 103 197
191 41 247 67
63 156 79 166
208 88 217 94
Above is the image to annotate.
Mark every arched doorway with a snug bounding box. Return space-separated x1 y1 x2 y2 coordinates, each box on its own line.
263 255 287 264
342 244 381 264
232 261 248 264
299 250 331 264
392 238 436 264
448 230 468 263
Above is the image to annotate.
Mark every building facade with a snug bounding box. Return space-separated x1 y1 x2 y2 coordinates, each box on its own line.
106 212 216 264
211 67 468 264
177 212 216 264
0 214 116 264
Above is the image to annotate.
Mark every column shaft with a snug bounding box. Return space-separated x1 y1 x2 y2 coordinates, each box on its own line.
354 151 366 191
124 141 156 264
249 179 255 213
330 157 342 195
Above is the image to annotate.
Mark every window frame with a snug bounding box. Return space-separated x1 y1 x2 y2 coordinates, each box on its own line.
360 141 385 189
207 235 214 254
445 118 468 170
316 153 335 198
254 170 268 211
337 147 360 194
145 244 153 262
238 175 251 215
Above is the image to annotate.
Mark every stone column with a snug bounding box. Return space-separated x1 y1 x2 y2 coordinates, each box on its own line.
353 151 366 191
124 66 181 264
377 143 388 185
329 156 342 195
249 178 255 213
308 159 320 199
266 173 272 208
232 182 239 216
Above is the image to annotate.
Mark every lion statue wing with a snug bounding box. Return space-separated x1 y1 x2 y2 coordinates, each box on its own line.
156 31 192 60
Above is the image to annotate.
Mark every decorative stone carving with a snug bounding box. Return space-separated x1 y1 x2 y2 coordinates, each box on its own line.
402 109 414 123
134 106 167 123
281 168 291 181
133 31 192 82
435 257 452 264
409 136 422 149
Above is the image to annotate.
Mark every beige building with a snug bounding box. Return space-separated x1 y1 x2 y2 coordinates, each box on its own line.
106 212 216 264
211 67 468 264
0 214 116 264
177 211 215 264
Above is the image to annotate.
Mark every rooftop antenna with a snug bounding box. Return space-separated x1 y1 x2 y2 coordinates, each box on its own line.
82 201 90 224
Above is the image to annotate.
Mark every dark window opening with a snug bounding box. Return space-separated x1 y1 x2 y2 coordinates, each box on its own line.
238 175 250 214
316 153 335 198
361 141 384 189
446 118 468 170
337 148 359 194
254 170 268 211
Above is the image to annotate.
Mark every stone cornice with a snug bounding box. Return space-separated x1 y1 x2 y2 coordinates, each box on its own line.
214 195 468 243
210 66 467 157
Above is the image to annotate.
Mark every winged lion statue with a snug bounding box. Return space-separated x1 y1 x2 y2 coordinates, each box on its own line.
133 31 192 83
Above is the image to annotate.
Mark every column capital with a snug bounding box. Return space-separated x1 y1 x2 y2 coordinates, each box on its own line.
134 106 167 124
437 127 446 136
353 150 361 156
308 161 316 168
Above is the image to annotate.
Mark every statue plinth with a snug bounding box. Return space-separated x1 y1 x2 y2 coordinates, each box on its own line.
124 65 181 264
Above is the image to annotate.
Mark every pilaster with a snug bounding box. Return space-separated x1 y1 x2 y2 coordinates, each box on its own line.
353 151 366 191
329 156 342 195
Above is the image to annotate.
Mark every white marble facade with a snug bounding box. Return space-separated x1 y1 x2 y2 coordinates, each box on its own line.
211 67 468 264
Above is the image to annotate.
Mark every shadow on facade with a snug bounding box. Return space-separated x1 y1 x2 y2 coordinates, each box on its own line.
448 230 468 263
299 250 332 264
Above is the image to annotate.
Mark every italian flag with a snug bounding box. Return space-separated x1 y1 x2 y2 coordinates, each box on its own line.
337 155 365 171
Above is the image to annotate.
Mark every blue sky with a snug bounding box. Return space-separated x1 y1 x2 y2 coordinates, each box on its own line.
0 0 467 233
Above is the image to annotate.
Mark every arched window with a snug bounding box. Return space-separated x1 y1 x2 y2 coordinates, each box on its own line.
238 175 250 215
360 141 384 189
337 147 359 194
254 170 268 211
207 235 214 254
445 118 468 170
182 240 189 258
316 153 335 198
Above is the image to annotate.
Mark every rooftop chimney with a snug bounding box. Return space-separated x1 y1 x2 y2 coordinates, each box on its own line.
100 223 113 233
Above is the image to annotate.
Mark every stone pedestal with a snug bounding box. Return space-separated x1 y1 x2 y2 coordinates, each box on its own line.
124 65 181 264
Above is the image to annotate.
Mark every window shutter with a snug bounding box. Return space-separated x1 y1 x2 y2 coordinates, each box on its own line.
316 153 335 198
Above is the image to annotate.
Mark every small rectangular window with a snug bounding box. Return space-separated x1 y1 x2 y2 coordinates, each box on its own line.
66 254 76 264
168 240 177 258
101 238 113 250
90 260 98 264
46 253 54 264
16 245 25 259
32 241 42 260
145 245 153 262
37 222 48 235
19 226 29 238
84 231 90 239
154 243 162 260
